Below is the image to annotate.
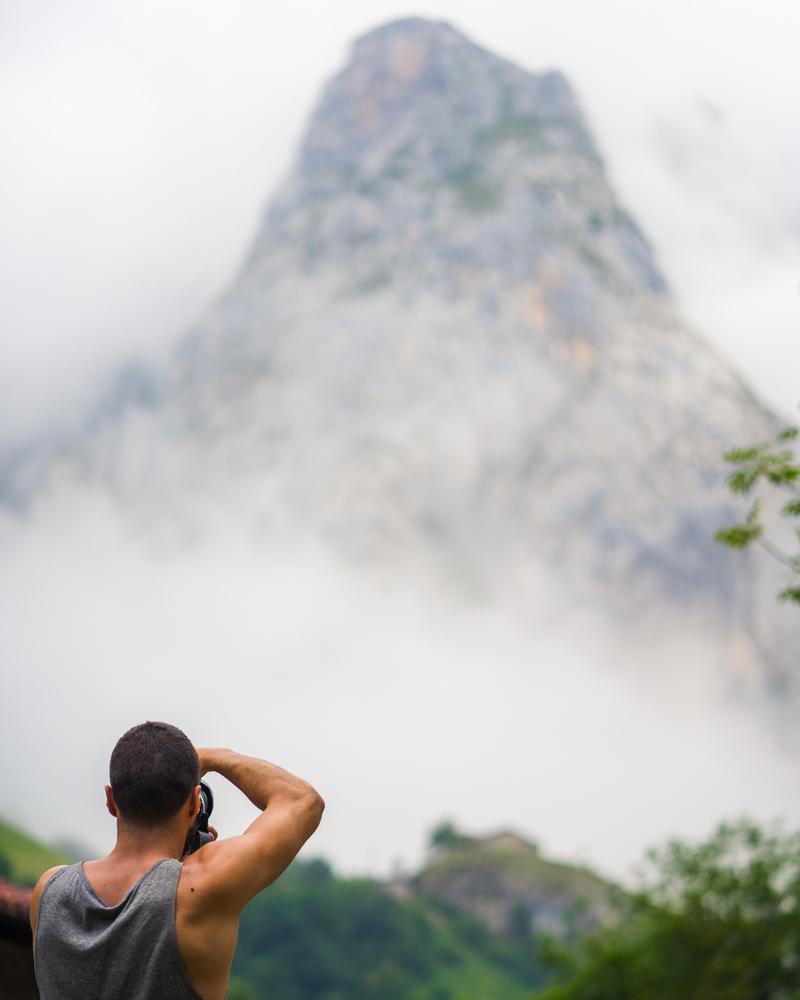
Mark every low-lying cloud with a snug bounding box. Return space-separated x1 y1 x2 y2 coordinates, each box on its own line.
2 479 799 884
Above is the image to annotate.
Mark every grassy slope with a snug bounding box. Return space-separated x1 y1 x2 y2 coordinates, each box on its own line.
0 818 71 885
234 858 545 1000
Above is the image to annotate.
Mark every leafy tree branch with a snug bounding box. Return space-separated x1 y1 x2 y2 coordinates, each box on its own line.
715 425 800 604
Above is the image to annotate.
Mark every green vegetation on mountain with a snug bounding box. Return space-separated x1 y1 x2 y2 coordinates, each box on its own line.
0 817 70 887
414 822 612 933
232 854 547 1000
231 817 800 999
444 163 502 214
5 811 800 998
227 822 617 1000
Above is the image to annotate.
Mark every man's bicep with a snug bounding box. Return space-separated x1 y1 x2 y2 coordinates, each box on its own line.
206 795 323 909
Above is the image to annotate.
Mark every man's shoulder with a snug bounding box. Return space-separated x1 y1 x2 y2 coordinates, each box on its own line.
33 864 71 896
177 847 224 908
30 864 71 935
178 842 229 885
177 835 276 913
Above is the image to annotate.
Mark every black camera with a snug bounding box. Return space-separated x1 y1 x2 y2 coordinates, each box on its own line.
183 780 214 856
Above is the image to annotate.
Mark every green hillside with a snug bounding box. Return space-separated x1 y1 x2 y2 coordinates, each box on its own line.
2 811 791 998
232 856 548 1000
0 817 71 886
229 823 616 999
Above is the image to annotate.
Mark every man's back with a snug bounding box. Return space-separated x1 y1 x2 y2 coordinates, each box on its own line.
35 859 215 1000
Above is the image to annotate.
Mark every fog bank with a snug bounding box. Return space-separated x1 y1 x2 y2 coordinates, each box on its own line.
2 483 798 883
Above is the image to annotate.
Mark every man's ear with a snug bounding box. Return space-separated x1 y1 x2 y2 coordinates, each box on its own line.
105 785 118 818
189 784 201 820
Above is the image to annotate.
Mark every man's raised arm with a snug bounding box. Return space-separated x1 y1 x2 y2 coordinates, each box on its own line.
192 747 325 910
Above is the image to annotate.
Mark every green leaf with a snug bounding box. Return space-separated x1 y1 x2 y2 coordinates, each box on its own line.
766 467 800 486
776 427 799 442
778 587 800 604
722 446 765 464
727 469 760 494
782 499 800 517
714 524 763 548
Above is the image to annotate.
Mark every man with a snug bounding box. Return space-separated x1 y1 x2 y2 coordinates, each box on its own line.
29 721 325 1000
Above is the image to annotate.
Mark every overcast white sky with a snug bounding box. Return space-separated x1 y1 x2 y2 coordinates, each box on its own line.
1 0 799 448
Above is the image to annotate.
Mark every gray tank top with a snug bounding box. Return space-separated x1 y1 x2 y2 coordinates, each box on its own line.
34 858 216 1000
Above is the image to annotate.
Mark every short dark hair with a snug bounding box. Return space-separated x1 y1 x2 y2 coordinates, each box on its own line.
109 721 199 826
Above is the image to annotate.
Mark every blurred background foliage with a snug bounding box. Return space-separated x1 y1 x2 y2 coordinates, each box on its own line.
222 817 800 999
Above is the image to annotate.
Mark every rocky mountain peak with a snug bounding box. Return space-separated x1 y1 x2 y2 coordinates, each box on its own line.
244 16 667 307
5 18 792 692
343 15 578 134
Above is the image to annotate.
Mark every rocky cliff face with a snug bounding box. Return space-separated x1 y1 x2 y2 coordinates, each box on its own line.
243 17 666 303
6 17 794 685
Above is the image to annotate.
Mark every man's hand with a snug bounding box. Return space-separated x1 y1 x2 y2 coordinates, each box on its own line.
196 748 220 840
196 747 218 778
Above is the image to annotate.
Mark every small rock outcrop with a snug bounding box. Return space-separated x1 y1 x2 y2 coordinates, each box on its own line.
385 824 615 938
